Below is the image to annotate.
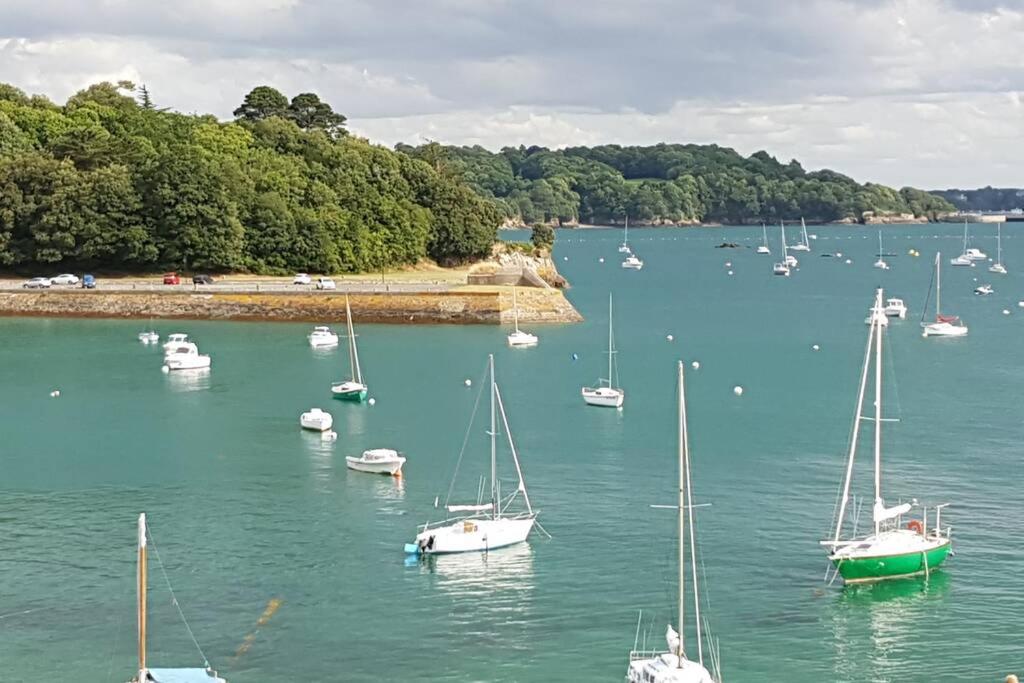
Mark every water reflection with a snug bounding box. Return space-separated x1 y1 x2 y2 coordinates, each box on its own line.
164 367 211 392
829 572 951 682
418 543 535 593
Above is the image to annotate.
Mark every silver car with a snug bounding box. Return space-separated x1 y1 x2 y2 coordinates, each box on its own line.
51 273 80 285
23 277 52 289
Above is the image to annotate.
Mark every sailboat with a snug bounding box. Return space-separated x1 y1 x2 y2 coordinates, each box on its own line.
773 223 793 275
507 287 539 347
331 296 369 401
921 252 968 338
989 224 1007 274
582 294 625 408
822 289 953 584
138 319 160 344
626 361 719 683
951 220 984 265
790 218 810 252
619 215 632 253
131 514 227 683
873 230 889 270
405 354 537 555
756 223 771 254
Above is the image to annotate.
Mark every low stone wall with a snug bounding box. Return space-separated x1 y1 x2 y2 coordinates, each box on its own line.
0 288 583 324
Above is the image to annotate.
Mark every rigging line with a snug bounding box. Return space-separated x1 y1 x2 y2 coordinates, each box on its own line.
883 326 904 423
443 359 490 508
145 521 212 669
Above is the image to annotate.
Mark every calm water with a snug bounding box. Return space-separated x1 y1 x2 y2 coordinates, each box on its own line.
1 224 1022 682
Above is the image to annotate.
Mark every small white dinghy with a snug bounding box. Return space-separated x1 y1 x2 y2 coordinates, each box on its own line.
974 284 994 296
138 329 160 344
883 298 907 319
308 326 339 348
300 408 333 432
164 343 211 371
346 448 405 476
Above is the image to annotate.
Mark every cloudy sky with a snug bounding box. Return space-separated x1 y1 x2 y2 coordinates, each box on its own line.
0 0 1021 188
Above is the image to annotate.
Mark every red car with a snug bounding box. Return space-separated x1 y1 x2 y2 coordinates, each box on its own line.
163 272 180 285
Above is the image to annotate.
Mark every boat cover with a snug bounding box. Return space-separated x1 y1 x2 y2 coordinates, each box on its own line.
873 500 912 523
447 503 492 513
937 314 959 323
145 669 226 683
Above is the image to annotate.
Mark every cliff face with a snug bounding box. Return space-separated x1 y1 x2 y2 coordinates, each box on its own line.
0 289 582 324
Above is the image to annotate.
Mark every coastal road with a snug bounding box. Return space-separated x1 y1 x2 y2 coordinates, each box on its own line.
0 279 455 294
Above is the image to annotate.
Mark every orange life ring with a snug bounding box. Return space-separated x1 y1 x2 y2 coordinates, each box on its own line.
907 520 924 534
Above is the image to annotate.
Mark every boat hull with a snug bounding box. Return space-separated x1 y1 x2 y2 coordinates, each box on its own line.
581 387 624 407
345 456 404 475
922 322 968 337
300 412 333 431
832 540 952 584
164 356 211 370
331 383 368 401
411 516 535 555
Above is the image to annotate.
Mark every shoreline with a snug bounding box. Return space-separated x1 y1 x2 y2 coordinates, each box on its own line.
0 287 583 325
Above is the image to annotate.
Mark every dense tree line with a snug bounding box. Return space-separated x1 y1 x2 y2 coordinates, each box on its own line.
931 186 1024 213
0 82 501 273
396 143 955 225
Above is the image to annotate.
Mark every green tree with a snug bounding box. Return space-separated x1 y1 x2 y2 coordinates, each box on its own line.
233 86 289 123
531 223 554 250
287 93 347 138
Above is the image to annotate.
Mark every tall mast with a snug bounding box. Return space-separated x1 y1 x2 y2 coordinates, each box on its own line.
997 224 1002 264
607 294 614 389
878 230 882 256
873 288 884 535
624 215 629 245
801 217 808 247
781 222 788 258
676 361 687 666
345 296 362 384
679 361 703 667
963 220 968 252
512 287 520 333
935 252 941 317
489 354 497 520
137 513 148 679
761 223 767 247
832 299 876 545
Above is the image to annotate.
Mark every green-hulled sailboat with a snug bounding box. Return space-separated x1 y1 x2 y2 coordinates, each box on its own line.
331 296 368 402
822 288 952 584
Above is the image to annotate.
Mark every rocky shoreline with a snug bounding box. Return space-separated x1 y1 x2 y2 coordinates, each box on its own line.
0 287 583 325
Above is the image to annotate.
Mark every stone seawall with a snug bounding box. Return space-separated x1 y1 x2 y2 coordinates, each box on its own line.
0 288 583 325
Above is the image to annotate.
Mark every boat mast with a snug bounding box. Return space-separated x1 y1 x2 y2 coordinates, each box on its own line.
935 252 941 318
761 223 768 248
878 230 882 256
624 215 629 245
801 217 808 247
832 299 876 545
676 361 687 666
781 222 788 258
512 287 520 334
997 224 1002 265
137 513 148 680
489 354 497 520
345 296 362 385
607 293 614 389
872 288 884 536
679 361 703 667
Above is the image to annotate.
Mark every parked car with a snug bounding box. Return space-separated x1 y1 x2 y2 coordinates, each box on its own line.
293 273 312 285
51 273 80 285
82 274 96 289
316 277 337 290
163 272 181 285
23 277 52 289
192 274 215 285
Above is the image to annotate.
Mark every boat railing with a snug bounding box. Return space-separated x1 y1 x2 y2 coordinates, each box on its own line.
628 649 669 662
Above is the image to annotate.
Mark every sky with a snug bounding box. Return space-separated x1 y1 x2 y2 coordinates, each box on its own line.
0 0 1021 189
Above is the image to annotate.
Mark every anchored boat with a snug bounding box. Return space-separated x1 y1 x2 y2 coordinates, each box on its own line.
822 289 953 584
582 293 625 408
921 252 968 338
507 287 539 347
405 354 537 555
331 296 368 401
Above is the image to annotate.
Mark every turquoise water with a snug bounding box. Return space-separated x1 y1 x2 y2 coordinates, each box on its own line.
1 223 1022 682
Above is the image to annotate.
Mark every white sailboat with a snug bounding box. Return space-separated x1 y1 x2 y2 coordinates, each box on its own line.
822 289 953 584
582 294 625 408
331 296 369 401
790 218 810 252
951 220 984 265
619 215 632 253
773 222 793 275
405 354 537 555
922 252 968 338
130 514 227 683
626 361 719 683
756 223 771 254
873 230 889 270
622 253 644 270
507 287 539 347
989 224 1007 274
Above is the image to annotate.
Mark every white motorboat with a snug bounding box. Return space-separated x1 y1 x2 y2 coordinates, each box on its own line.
405 355 537 556
873 230 889 270
756 223 771 255
922 252 968 338
346 448 406 476
138 330 160 344
331 297 368 401
785 254 798 267
789 218 810 252
619 215 632 253
622 254 644 270
821 290 953 585
772 262 790 276
300 408 333 432
507 287 539 347
964 248 987 261
626 362 720 683
164 344 211 371
974 284 994 296
130 514 228 683
308 326 339 348
989 224 1007 274
582 294 625 408
162 333 191 354
883 298 907 318
949 254 972 266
